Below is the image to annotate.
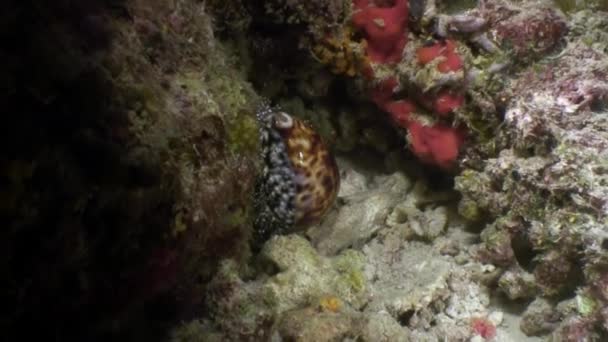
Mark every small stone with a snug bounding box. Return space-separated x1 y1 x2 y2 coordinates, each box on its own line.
454 254 469 265
470 335 484 342
439 240 460 256
498 267 537 300
520 298 560 336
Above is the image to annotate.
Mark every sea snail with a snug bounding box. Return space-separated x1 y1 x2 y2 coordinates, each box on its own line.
253 103 340 243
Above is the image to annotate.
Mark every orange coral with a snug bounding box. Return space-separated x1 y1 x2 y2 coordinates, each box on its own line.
311 27 369 77
318 295 342 312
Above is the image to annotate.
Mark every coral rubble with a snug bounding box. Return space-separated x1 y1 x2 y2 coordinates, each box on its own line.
187 163 520 340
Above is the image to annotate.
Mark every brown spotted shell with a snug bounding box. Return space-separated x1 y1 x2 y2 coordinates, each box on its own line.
273 112 340 227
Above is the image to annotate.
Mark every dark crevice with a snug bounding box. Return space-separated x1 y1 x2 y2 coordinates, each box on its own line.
397 310 415 326
511 230 536 272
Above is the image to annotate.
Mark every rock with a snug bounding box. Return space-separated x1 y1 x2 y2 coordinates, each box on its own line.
498 267 538 300
261 235 369 311
520 298 560 336
308 171 412 255
363 237 451 318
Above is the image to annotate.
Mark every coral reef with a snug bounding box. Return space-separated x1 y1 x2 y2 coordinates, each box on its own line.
232 0 607 339
311 26 365 77
351 0 468 169
203 235 367 340
352 0 409 64
455 3 608 339
170 1 608 340
7 0 608 340
182 162 532 340
483 0 568 63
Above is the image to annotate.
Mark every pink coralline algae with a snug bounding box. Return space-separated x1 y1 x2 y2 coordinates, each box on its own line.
416 40 463 73
471 316 497 339
351 0 466 169
407 121 464 168
435 92 464 115
382 98 415 126
487 3 567 62
379 94 464 168
352 0 409 64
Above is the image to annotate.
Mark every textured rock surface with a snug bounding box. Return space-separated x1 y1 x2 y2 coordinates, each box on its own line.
180 0 608 339
260 235 368 312
2 0 259 339
191 158 546 341
455 4 608 339
10 0 608 340
307 160 413 255
362 238 452 317
204 235 368 340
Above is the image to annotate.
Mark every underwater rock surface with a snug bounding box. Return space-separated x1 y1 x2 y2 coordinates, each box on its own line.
5 0 608 340
186 0 608 340
307 159 413 255
183 161 543 341
456 6 608 340
2 0 259 339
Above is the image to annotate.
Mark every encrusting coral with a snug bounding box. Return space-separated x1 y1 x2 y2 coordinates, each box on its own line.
349 0 468 169
352 0 409 64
